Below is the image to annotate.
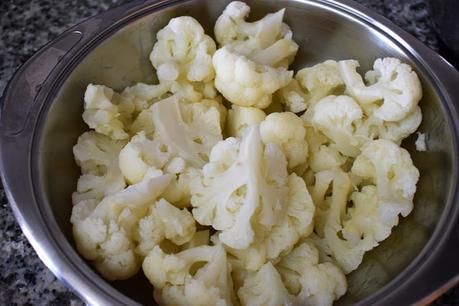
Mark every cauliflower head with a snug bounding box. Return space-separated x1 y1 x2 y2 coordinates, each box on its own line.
72 131 126 205
227 105 266 137
276 241 347 306
150 16 217 102
339 58 422 121
143 245 235 306
260 112 308 169
190 125 289 249
71 174 172 280
238 262 295 306
151 95 225 168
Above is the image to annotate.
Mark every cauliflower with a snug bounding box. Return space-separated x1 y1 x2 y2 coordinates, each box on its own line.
190 125 289 249
212 1 298 109
82 84 133 140
71 174 172 280
143 245 235 306
150 16 217 102
305 95 364 157
118 132 170 184
279 60 344 113
260 112 308 169
121 82 171 114
238 262 295 306
135 198 196 257
151 95 225 168
310 140 419 273
227 105 266 137
213 46 293 109
338 58 422 121
276 241 347 306
72 131 126 205
227 173 315 271
214 1 298 67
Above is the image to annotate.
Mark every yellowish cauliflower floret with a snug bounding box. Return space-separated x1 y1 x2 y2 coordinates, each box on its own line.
227 105 266 137
143 245 235 306
71 174 172 280
135 198 196 257
279 60 344 113
82 84 133 140
238 262 295 306
339 58 422 121
276 241 347 306
190 125 289 249
72 131 126 205
260 112 308 169
150 16 217 102
227 173 315 271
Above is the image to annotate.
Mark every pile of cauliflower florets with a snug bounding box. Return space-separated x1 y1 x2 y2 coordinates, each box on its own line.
71 2 422 305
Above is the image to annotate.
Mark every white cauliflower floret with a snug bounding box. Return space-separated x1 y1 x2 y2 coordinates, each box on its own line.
339 58 422 121
238 262 295 306
72 131 126 204
71 174 172 280
351 139 419 217
143 245 235 306
280 60 344 113
118 132 170 184
227 105 266 137
121 82 171 114
214 1 298 67
151 95 225 168
213 46 293 109
190 125 289 249
305 95 364 157
260 112 308 169
227 173 315 271
150 16 217 102
276 241 347 306
82 84 133 140
135 198 196 256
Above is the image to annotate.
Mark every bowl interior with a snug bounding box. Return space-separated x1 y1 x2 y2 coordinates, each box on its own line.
39 0 453 304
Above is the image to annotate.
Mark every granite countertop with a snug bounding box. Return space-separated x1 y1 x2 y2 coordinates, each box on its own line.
0 0 457 305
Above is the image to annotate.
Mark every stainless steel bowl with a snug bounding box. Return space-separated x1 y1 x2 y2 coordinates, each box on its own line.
1 0 459 305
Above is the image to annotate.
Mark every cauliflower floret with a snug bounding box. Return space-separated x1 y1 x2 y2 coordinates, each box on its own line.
118 132 170 184
280 60 344 113
72 131 126 204
214 1 298 68
351 139 419 216
143 245 235 306
260 112 308 169
339 58 422 121
150 16 217 102
190 125 289 249
227 173 315 271
305 95 364 157
213 46 293 109
227 105 266 137
238 262 295 306
276 241 347 306
82 84 133 140
71 174 173 280
151 95 225 168
121 82 171 114
135 198 196 256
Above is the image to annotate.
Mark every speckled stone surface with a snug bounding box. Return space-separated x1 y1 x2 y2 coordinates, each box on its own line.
0 0 457 305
